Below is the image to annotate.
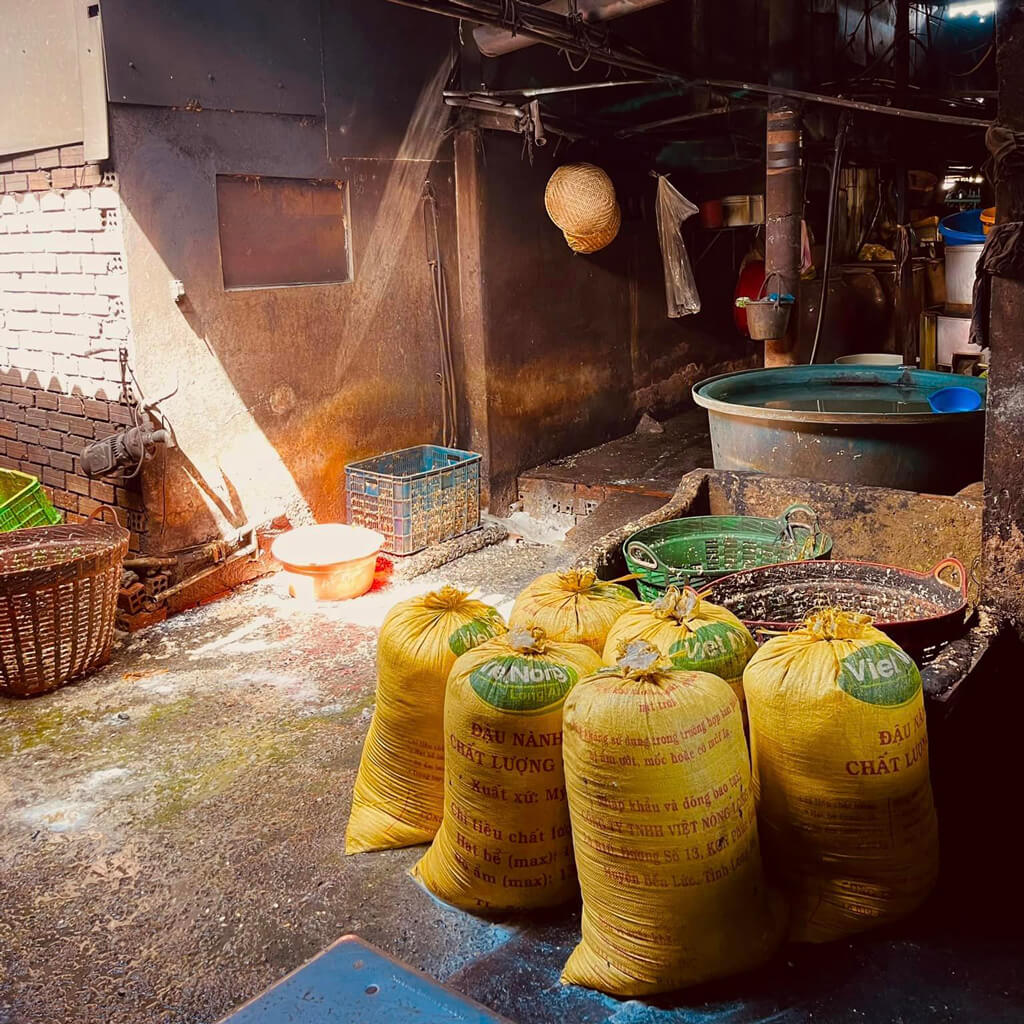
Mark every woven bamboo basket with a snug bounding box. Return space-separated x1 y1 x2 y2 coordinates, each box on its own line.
0 507 129 697
564 203 621 253
545 162 618 236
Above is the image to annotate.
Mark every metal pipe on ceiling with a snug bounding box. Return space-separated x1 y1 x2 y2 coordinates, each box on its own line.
473 0 669 56
465 78 660 98
384 0 992 128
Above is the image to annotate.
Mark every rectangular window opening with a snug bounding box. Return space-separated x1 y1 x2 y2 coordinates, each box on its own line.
216 173 352 290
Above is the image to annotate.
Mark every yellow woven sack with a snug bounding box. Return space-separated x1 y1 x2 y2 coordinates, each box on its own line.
509 569 637 654
544 162 617 236
743 609 939 943
412 627 603 912
602 585 756 709
562 640 785 996
345 587 506 855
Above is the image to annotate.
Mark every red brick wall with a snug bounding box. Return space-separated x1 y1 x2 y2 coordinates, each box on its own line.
0 144 144 550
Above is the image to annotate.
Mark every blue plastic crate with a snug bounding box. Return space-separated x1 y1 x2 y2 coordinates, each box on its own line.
218 934 511 1023
345 444 482 555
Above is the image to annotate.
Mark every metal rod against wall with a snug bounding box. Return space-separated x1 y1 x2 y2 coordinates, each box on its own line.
455 78 660 98
385 0 992 127
614 104 756 136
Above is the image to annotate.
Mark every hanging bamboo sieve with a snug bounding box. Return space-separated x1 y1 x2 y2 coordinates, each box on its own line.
564 202 622 253
545 162 618 236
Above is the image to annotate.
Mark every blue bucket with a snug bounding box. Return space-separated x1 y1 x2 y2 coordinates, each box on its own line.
939 209 986 246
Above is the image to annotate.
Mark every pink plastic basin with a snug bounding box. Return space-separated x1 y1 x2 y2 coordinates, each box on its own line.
271 524 384 601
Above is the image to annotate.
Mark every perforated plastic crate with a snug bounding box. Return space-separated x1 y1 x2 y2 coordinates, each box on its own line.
345 445 481 556
0 469 62 533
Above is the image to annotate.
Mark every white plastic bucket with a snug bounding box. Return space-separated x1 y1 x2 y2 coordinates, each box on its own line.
944 243 983 310
936 312 980 367
835 353 904 366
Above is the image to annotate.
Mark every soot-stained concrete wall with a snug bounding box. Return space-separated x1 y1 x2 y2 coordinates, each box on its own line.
112 101 459 552
471 133 755 511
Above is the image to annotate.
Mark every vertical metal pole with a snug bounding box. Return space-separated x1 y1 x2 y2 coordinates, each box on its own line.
893 0 915 364
764 0 803 366
982 1 1024 632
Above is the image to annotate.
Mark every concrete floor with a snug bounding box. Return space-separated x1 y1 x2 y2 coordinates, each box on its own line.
2 538 1024 1024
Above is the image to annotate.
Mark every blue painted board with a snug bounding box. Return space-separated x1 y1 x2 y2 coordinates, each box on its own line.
219 935 514 1024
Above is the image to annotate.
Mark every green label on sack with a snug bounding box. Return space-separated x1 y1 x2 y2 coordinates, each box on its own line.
469 656 577 713
837 643 921 707
449 609 505 657
669 622 755 681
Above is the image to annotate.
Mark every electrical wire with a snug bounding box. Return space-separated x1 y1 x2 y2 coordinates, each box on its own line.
950 41 994 78
809 113 851 366
423 181 458 448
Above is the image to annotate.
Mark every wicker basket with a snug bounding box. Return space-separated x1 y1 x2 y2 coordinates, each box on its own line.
623 504 832 600
564 203 621 253
0 508 129 697
545 162 617 236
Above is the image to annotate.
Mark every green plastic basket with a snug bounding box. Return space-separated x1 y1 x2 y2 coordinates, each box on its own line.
0 468 63 533
623 503 832 601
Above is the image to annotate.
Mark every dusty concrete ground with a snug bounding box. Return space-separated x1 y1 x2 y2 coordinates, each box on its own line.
0 540 560 1024
2 536 1024 1024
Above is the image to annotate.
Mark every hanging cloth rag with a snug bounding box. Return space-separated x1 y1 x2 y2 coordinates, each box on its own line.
971 125 1024 349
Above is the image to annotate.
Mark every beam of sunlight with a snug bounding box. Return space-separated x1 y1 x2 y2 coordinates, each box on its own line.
332 52 454 379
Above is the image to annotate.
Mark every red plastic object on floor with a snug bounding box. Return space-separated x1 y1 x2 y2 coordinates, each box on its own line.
734 259 766 336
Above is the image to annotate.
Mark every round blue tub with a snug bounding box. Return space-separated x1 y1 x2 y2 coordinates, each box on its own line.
939 209 986 246
692 365 986 494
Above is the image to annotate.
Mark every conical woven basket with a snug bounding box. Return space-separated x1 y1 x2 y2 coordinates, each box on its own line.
564 202 621 253
545 163 617 236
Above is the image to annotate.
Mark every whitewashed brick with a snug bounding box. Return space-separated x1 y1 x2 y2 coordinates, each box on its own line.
89 187 120 209
17 331 55 351
46 235 94 254
63 190 91 210
55 254 80 273
35 293 61 313
0 196 17 215
53 314 102 337
5 292 36 311
14 194 39 214
5 294 37 312
32 253 57 272
38 193 64 213
94 275 128 297
6 311 51 332
46 273 95 294
38 211 75 232
100 318 129 340
11 349 52 373
59 293 110 316
11 273 50 291
79 253 112 274
73 209 103 232
91 234 123 254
